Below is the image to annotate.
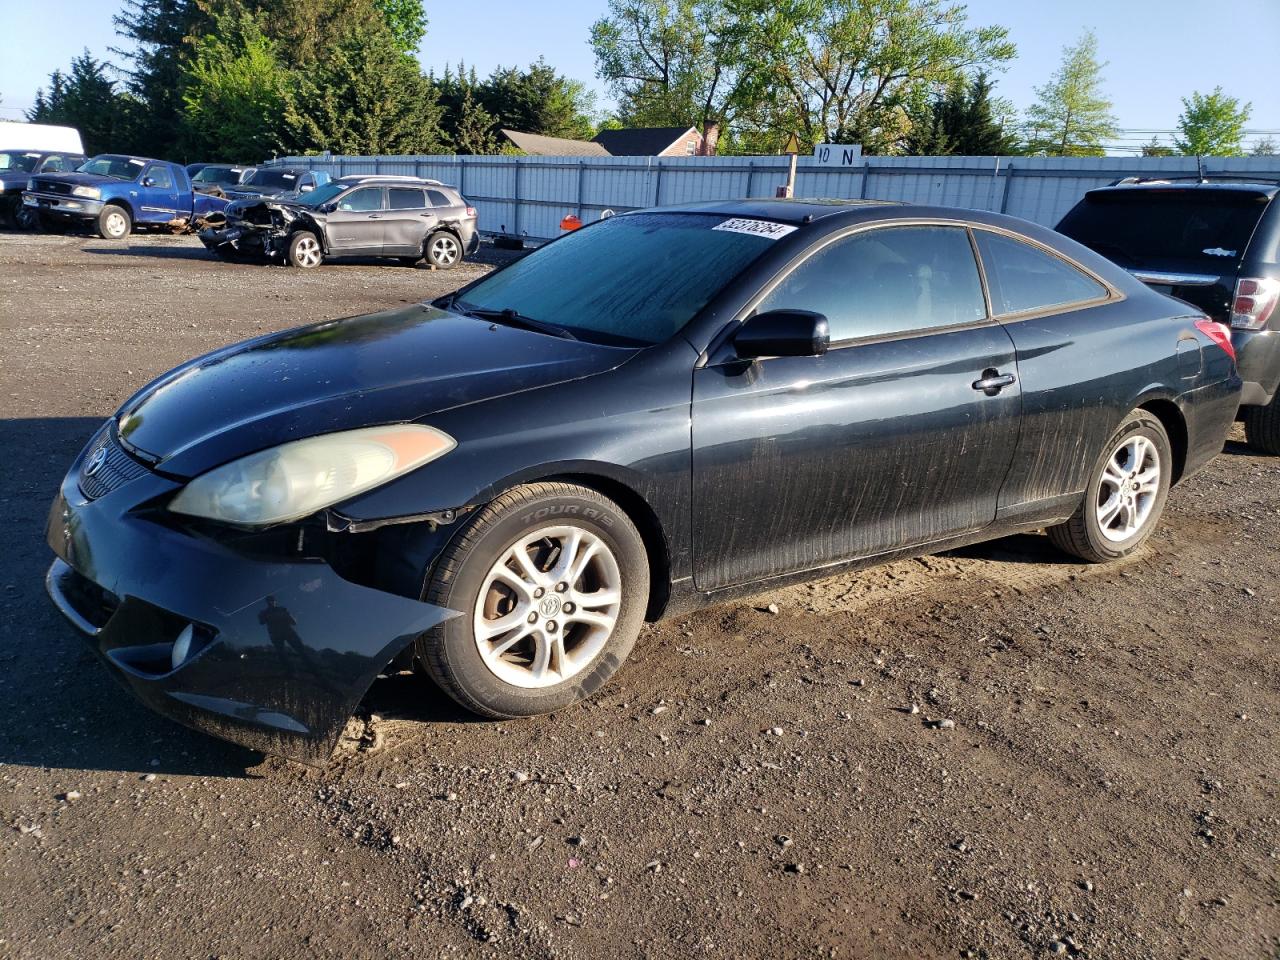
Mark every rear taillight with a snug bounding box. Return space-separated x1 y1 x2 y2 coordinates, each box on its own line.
465 206 477 218
1230 276 1280 330
1195 318 1236 360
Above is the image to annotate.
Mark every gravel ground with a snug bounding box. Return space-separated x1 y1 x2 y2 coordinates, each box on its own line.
0 230 1277 960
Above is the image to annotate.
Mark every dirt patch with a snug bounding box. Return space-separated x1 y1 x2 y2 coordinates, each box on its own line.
0 230 1276 960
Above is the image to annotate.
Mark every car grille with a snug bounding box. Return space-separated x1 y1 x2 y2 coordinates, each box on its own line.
33 178 71 195
78 426 149 500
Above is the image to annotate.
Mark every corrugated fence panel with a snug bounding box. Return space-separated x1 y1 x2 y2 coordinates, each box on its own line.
261 154 1280 241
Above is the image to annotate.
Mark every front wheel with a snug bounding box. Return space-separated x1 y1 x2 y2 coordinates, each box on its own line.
1048 409 1172 562
97 204 131 240
417 482 649 718
286 230 323 269
1242 393 1280 455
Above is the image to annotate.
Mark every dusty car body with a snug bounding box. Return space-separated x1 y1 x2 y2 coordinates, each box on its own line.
47 200 1241 763
199 176 479 269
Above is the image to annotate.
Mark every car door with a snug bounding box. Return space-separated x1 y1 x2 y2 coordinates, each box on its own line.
382 187 431 255
136 163 179 223
691 223 1023 592
326 187 385 253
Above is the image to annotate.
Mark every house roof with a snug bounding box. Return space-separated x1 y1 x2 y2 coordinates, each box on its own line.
500 129 609 157
591 126 700 156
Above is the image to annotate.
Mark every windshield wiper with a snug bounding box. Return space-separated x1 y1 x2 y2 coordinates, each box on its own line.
456 304 578 341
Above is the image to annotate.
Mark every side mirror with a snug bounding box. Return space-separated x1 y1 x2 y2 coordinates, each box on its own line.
300 183 314 193
142 177 155 187
733 309 830 359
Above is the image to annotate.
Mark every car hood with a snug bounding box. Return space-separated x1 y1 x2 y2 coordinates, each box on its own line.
33 171 132 189
226 184 291 199
116 304 635 478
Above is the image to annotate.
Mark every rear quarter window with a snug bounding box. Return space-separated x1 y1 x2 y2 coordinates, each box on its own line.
975 231 1108 316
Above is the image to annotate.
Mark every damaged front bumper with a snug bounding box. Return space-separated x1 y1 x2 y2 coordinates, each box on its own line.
45 426 459 764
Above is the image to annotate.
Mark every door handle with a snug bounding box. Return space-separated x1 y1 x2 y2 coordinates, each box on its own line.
972 370 1016 395
368 214 381 219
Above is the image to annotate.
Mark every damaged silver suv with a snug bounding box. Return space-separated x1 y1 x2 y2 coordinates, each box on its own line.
199 175 479 270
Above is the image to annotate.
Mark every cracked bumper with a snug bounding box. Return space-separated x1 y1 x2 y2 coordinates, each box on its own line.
45 435 458 763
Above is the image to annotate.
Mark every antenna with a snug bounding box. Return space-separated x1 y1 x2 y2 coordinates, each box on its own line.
1196 155 1207 183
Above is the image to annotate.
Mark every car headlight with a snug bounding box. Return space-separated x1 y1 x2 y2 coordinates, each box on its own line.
27 179 35 191
71 185 101 200
168 424 456 526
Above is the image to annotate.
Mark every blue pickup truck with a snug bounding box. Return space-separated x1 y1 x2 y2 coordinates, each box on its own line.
22 154 228 239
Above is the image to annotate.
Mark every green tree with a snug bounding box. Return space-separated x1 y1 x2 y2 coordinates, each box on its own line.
27 51 132 155
113 0 210 155
435 64 499 154
373 0 427 54
1253 136 1278 157
735 0 1015 155
282 15 446 154
590 0 753 154
904 71 1019 155
1024 30 1117 157
1140 137 1176 157
1174 87 1250 157
181 7 290 160
481 59 597 140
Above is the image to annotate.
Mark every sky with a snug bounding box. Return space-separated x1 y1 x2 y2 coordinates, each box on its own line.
2 0 1277 152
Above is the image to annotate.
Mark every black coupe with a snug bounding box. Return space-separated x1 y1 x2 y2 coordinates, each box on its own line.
46 199 1241 762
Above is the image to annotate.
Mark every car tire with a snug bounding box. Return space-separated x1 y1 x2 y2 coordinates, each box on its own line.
286 230 323 269
14 204 40 231
97 204 132 240
424 230 462 269
416 482 649 719
1048 409 1172 563
1242 395 1280 455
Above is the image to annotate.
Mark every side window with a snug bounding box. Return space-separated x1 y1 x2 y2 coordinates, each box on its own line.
40 155 66 172
426 189 453 208
388 188 427 210
974 230 1107 316
758 225 987 342
337 188 384 212
147 165 173 190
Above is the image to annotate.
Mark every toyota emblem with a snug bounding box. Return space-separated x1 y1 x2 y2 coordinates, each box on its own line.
84 446 108 478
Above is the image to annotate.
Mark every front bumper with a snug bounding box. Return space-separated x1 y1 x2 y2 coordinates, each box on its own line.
45 426 458 763
23 191 103 219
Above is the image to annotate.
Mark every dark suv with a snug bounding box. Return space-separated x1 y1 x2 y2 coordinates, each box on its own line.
1056 179 1280 452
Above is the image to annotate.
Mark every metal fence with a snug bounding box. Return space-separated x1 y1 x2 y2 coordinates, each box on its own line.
262 153 1280 242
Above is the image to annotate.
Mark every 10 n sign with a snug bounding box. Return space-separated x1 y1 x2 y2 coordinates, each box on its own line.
813 144 863 166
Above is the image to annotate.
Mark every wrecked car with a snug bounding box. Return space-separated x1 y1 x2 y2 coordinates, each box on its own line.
199 176 479 269
46 200 1240 763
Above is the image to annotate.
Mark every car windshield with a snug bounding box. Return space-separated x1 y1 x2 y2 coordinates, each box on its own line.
77 155 146 180
292 183 347 207
245 169 300 189
0 151 42 173
193 166 241 183
454 212 780 346
1057 189 1273 270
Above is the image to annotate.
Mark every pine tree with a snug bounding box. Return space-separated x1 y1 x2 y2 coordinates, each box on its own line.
27 52 130 155
904 72 1019 156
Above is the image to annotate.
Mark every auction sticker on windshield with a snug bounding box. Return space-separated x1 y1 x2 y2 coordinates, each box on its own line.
712 218 798 240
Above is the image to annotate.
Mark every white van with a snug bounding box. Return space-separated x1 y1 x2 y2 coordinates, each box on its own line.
0 121 85 155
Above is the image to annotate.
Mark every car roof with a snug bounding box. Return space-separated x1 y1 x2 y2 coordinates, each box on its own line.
656 197 904 225
335 174 446 186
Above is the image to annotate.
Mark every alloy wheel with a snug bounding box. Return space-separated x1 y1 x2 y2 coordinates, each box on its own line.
294 235 321 268
431 235 460 266
473 525 622 688
1096 434 1160 542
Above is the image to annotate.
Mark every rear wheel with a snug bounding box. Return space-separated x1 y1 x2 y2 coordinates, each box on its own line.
1242 394 1280 454
1048 409 1172 562
97 204 131 240
286 230 322 269
417 482 649 718
425 230 461 269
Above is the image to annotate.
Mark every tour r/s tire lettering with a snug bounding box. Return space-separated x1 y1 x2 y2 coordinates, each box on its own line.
416 482 649 719
1048 409 1172 563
